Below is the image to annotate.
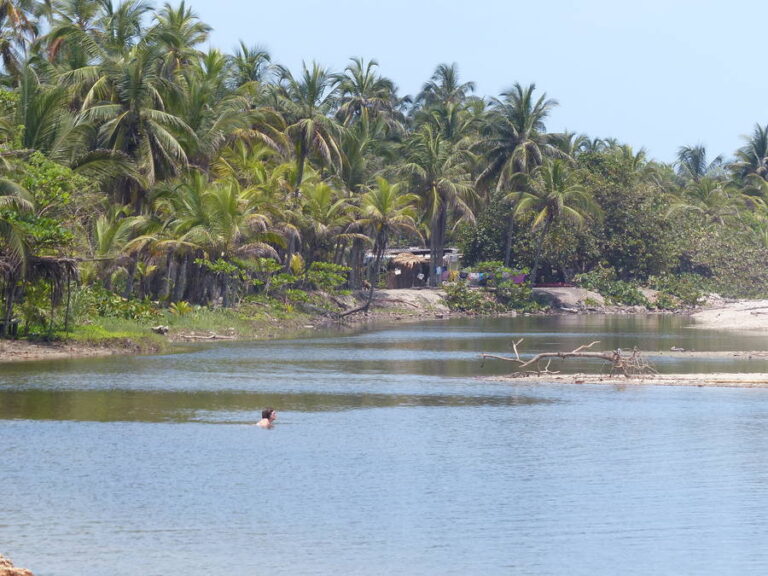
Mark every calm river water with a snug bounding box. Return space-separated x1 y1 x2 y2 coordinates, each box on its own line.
3 314 768 575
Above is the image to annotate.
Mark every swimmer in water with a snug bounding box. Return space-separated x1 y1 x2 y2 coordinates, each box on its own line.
257 408 277 428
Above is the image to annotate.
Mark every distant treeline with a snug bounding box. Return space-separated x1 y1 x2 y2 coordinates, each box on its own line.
2 0 768 335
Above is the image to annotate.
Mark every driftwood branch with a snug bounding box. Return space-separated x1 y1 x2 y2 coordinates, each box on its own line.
480 340 656 377
182 333 236 340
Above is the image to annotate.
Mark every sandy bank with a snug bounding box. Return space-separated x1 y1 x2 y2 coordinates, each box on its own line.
691 299 768 331
0 339 160 363
486 372 768 389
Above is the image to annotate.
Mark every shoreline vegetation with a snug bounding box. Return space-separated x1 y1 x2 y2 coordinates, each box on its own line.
4 1 768 383
6 288 768 388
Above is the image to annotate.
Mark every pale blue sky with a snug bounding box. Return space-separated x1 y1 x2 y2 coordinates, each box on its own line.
188 0 768 163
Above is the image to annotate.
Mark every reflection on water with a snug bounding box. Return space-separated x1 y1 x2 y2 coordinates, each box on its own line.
0 389 547 422
3 314 768 575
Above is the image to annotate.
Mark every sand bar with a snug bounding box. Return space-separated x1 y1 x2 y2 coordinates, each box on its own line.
487 372 768 388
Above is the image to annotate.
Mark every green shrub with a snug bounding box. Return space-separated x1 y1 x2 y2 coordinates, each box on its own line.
495 280 539 312
442 281 502 314
73 286 162 320
304 262 349 292
575 266 649 306
648 273 708 307
169 301 193 316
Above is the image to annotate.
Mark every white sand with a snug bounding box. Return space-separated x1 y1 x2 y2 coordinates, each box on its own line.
691 299 768 331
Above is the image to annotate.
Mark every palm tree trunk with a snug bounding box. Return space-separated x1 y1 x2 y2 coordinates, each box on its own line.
173 253 189 302
504 192 523 267
340 237 386 318
295 143 307 192
430 207 447 287
529 219 552 287
123 254 138 298
2 272 20 338
348 239 362 290
162 252 174 302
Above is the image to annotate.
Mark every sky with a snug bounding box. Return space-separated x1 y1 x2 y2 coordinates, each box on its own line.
187 0 768 164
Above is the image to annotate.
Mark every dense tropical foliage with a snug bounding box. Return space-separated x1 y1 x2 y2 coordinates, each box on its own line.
2 0 768 336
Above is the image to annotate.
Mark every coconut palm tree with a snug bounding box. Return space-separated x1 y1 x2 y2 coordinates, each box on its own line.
335 57 399 128
732 124 768 181
174 49 255 170
549 130 589 159
42 0 111 70
358 176 419 275
166 171 281 304
0 0 38 83
0 174 33 267
477 82 560 191
415 62 475 109
298 180 353 265
98 0 153 57
274 61 342 191
227 41 271 89
78 42 195 210
667 177 742 227
149 0 210 79
0 174 33 336
342 176 419 313
676 144 723 183
399 124 474 285
476 83 560 266
515 159 600 285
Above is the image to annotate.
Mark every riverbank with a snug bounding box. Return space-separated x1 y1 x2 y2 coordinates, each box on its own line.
690 298 768 331
0 289 454 363
3 289 768 365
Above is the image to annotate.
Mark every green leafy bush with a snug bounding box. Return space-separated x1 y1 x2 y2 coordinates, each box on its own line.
495 280 539 312
648 273 708 307
442 281 502 314
575 266 649 306
304 262 349 292
74 286 162 320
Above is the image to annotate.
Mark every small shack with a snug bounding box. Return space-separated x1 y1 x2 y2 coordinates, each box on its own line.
364 247 461 288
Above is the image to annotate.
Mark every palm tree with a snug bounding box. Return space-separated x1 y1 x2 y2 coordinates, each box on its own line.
415 62 475 109
400 124 474 285
667 177 741 227
676 144 723 183
358 176 419 275
515 159 599 285
98 0 153 57
149 1 210 79
0 0 38 83
0 175 33 336
174 49 255 170
298 180 353 265
0 174 33 267
275 61 342 191
421 99 482 145
732 124 768 181
343 176 419 313
549 130 589 159
335 57 399 128
477 82 560 191
78 42 195 210
476 82 560 266
227 41 271 89
166 171 280 304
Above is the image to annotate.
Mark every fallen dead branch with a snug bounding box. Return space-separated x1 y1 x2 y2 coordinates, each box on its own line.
181 333 236 340
480 339 657 377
